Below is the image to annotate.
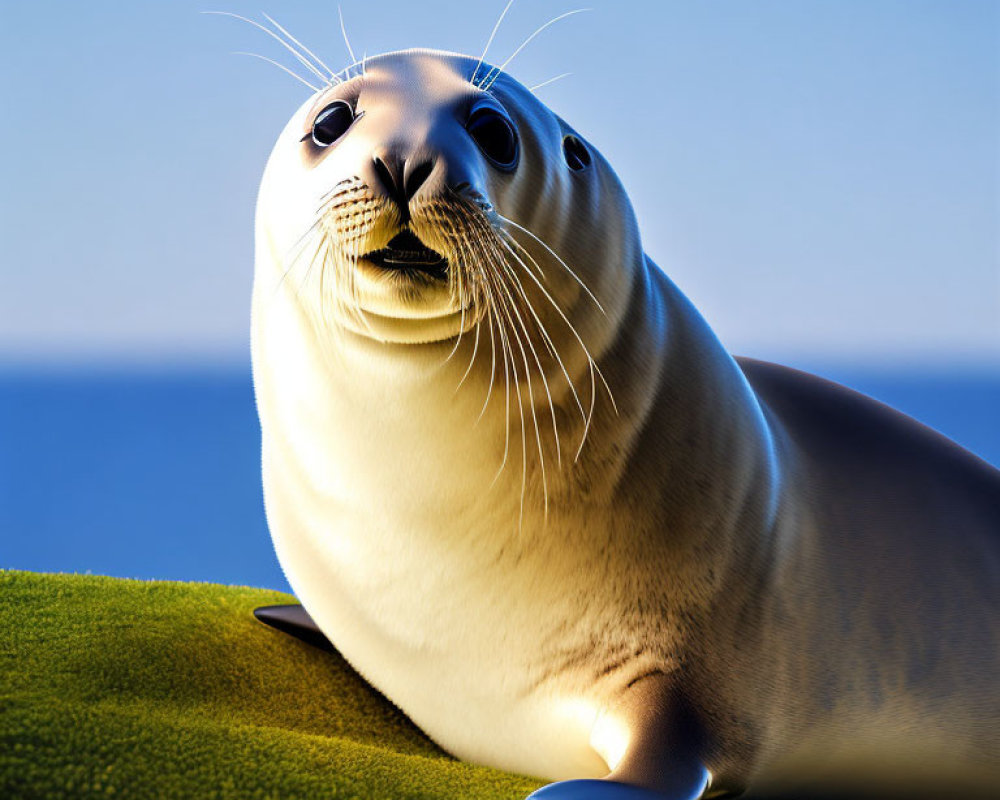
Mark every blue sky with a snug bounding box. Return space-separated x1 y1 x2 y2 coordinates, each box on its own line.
1 0 997 367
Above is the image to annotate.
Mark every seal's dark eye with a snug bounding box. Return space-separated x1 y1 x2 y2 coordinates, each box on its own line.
466 107 519 170
312 101 355 147
562 135 591 171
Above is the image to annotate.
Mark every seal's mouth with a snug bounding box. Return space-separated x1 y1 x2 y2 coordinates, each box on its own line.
362 230 448 281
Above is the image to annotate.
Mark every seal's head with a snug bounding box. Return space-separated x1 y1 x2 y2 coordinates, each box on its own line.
255 48 642 348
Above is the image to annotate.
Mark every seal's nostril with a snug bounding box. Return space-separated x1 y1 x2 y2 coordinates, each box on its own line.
404 160 434 201
372 156 401 199
373 154 433 217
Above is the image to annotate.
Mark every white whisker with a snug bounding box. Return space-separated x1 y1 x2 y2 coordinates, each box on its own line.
442 225 471 363
493 249 567 469
231 51 320 92
475 229 562 473
495 279 529 533
338 5 358 67
498 228 616 458
456 287 483 393
489 285 515 488
280 216 326 293
332 57 369 81
473 0 516 88
483 8 590 91
477 275 500 422
499 213 606 314
489 258 553 518
498 234 587 428
261 12 338 81
205 11 331 86
530 72 572 92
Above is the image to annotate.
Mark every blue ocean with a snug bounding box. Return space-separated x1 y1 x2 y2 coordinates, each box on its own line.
2 365 997 595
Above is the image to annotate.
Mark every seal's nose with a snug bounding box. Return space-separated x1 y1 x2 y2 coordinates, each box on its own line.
371 152 435 222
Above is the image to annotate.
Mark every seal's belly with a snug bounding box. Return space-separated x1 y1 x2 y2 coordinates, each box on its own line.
266 484 613 780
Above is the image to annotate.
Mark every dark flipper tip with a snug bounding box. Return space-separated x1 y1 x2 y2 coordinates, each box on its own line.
253 604 336 653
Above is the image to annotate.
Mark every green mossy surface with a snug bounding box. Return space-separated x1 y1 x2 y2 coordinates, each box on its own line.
0 570 542 799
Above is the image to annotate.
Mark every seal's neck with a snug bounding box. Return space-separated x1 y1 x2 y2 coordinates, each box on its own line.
594 255 785 584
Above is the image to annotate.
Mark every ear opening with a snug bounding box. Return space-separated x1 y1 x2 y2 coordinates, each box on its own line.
562 135 591 171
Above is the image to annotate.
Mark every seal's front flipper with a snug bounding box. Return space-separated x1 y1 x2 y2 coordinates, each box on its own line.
527 776 708 799
253 604 335 653
527 674 730 800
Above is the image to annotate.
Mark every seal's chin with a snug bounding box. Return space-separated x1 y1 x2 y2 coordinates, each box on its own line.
337 303 480 345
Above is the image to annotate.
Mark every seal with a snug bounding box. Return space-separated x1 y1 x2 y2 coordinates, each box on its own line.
250 47 1000 799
